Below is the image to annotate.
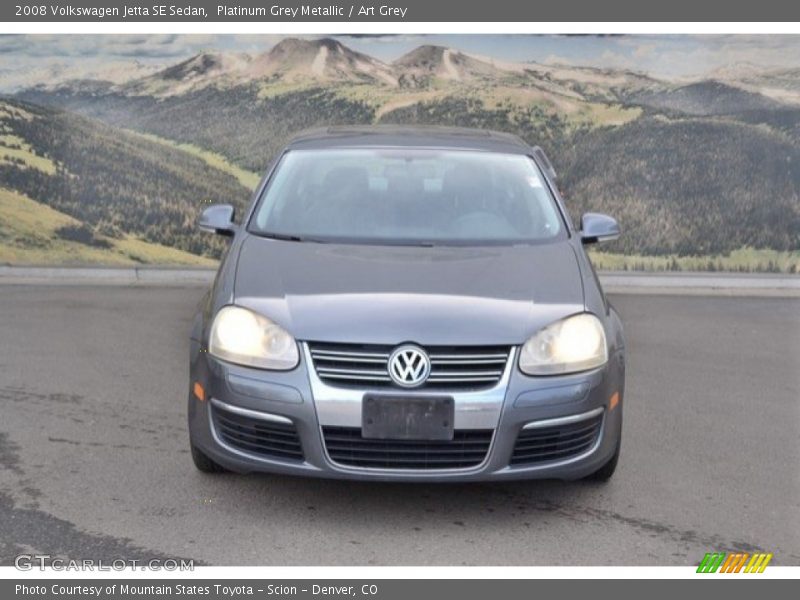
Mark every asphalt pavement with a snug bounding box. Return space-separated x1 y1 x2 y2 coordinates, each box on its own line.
0 284 798 566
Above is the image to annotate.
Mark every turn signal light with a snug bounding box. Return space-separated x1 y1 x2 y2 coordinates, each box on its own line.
609 391 620 410
193 382 206 402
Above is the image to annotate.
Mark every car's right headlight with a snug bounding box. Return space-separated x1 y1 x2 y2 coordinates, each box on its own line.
208 305 299 370
519 313 608 376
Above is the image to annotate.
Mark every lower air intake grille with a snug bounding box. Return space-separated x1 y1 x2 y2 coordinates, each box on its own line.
212 404 303 462
510 412 603 466
323 427 493 470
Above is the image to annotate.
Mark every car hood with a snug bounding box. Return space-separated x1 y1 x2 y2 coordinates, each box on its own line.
234 236 585 345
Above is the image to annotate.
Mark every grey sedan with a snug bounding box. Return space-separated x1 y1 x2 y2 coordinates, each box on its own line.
188 126 625 482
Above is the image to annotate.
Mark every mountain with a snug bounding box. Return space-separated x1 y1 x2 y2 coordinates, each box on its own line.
628 80 785 116
247 38 396 85
159 52 242 81
393 45 501 86
708 65 800 106
708 61 769 81
122 51 252 96
49 79 116 95
118 38 397 97
525 63 662 102
0 59 160 93
0 98 251 261
389 45 641 101
18 38 665 104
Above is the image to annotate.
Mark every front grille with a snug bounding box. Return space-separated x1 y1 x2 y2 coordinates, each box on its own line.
323 427 493 470
510 412 603 466
308 342 511 391
212 404 304 462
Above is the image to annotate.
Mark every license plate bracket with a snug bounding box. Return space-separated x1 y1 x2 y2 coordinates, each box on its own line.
362 395 455 441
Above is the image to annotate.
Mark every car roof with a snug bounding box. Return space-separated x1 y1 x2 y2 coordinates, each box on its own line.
286 125 533 154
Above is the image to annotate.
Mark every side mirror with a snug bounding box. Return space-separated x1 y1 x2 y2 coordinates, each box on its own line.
198 204 237 237
580 213 620 244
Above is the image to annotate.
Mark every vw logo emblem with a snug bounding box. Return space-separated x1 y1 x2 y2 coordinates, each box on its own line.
388 345 431 388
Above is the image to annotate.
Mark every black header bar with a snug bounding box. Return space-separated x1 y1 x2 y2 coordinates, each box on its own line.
4 0 800 22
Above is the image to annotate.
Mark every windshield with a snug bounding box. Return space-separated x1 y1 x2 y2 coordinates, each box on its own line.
249 148 565 245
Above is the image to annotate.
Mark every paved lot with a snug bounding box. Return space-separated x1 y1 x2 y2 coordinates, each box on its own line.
0 285 798 566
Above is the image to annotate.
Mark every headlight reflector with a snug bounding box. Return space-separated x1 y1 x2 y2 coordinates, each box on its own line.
209 305 299 370
520 313 607 375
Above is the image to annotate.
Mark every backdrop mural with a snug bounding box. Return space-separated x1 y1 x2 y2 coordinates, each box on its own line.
1 34 799 271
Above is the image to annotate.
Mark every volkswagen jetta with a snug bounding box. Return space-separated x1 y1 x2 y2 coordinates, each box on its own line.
188 126 625 481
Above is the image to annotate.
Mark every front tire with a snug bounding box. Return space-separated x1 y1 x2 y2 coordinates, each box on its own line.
190 442 227 474
583 440 620 482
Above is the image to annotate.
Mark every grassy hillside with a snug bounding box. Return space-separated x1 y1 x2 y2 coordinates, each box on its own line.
559 116 800 256
0 187 215 266
19 85 375 173
627 81 784 116
127 130 262 190
0 98 251 260
16 85 800 268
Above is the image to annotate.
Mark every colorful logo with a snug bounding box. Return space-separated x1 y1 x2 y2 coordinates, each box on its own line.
697 552 773 573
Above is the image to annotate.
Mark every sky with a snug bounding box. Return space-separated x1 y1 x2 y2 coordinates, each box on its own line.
1 34 799 91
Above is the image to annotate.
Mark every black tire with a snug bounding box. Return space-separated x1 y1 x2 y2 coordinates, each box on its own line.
190 442 227 474
583 440 620 482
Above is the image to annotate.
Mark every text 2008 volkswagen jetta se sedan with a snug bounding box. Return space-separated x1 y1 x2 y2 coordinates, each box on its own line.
188 126 625 482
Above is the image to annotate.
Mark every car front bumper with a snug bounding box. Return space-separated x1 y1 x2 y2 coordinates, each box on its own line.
188 341 624 482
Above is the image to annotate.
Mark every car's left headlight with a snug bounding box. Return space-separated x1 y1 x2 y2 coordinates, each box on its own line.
208 305 299 370
519 313 608 375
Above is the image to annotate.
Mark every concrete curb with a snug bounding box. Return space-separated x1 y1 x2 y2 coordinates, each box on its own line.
600 272 800 296
1 266 798 295
600 272 800 289
0 265 215 285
